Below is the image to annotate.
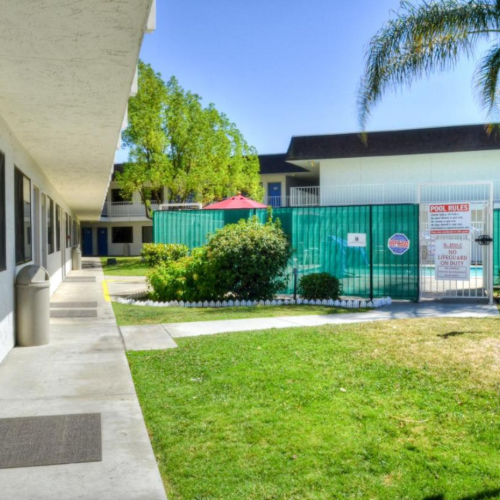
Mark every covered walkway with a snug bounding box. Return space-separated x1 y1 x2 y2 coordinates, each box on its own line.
0 258 166 500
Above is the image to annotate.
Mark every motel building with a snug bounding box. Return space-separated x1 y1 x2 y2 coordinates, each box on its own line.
152 124 500 306
0 0 156 368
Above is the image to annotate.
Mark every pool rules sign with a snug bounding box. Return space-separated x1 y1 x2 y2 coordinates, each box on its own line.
429 203 471 235
435 240 471 281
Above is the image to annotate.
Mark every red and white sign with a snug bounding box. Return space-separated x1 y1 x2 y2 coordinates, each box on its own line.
435 240 471 281
429 203 471 235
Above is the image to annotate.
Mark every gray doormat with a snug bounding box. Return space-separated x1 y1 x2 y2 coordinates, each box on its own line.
50 302 98 309
0 413 102 469
64 277 96 283
50 310 97 318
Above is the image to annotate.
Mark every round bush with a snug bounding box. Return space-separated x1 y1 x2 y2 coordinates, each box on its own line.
206 217 292 301
298 273 342 300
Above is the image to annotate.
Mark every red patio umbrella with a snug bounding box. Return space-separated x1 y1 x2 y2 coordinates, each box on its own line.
203 194 267 210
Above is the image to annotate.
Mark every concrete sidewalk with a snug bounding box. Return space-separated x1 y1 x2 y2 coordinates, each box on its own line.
162 302 499 338
0 258 167 500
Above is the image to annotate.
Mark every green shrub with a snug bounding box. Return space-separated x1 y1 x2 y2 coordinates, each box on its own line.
147 217 293 302
298 273 342 300
141 243 189 267
206 217 292 300
147 248 222 302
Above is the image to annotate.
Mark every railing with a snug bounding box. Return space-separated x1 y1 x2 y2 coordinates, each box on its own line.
263 195 291 208
291 182 500 207
101 201 159 219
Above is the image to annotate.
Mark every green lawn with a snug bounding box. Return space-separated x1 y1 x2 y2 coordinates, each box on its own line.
128 318 500 500
113 301 360 326
100 257 149 276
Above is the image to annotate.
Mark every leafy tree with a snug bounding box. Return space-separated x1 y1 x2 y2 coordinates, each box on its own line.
358 0 500 130
118 61 169 218
117 61 262 218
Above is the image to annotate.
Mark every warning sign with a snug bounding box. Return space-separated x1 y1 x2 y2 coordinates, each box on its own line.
429 203 471 235
435 240 471 281
388 233 410 255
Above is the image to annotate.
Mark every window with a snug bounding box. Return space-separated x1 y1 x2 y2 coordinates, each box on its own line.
0 152 5 272
72 220 77 247
15 168 32 265
56 205 61 251
142 226 153 243
112 227 133 244
47 197 54 255
111 189 132 203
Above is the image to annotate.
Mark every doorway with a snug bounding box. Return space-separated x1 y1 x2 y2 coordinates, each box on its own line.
97 227 108 256
82 228 93 256
268 183 282 207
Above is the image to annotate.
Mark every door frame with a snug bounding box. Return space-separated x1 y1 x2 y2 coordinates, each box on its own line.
97 227 108 256
267 182 282 207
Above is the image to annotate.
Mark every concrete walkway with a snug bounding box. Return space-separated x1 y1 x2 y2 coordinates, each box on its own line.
0 258 167 500
162 302 499 338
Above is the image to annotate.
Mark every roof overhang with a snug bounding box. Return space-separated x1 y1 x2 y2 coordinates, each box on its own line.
0 0 154 220
286 124 500 162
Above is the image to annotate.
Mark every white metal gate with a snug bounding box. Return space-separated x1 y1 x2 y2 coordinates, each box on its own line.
418 182 494 303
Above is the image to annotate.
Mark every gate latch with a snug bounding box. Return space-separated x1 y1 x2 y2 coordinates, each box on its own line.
475 235 493 246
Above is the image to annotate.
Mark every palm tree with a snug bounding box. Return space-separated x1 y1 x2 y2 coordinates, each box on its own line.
359 0 500 131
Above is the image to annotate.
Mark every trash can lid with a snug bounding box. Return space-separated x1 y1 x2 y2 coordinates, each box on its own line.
16 265 50 286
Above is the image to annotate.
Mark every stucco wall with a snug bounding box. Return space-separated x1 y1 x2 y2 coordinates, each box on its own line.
319 150 500 187
0 114 77 365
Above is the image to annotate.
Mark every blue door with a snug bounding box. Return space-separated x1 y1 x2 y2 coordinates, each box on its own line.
97 227 108 256
268 182 282 207
82 228 93 256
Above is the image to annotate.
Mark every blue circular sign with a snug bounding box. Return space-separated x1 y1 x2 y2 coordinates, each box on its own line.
388 233 410 255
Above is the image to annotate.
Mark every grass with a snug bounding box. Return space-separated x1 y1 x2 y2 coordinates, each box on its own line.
128 317 500 500
113 301 361 326
100 256 149 276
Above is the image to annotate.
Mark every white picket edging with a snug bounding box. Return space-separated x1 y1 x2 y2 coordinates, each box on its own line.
115 296 392 309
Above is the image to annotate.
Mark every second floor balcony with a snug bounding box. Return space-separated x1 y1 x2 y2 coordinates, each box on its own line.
101 201 160 220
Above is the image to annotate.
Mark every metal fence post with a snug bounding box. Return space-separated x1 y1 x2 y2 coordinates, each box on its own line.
369 205 374 301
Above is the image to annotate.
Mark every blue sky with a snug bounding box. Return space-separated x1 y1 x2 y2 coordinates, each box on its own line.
117 0 489 161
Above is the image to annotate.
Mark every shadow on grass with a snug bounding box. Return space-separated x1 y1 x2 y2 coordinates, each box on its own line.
424 488 500 500
437 331 470 339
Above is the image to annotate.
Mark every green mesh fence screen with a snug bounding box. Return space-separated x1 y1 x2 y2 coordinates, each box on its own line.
153 205 419 300
495 210 500 286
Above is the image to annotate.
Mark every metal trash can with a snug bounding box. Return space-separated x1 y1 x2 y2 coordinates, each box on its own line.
72 246 82 270
16 266 50 347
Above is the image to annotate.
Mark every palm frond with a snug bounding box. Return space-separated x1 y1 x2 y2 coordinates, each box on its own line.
474 43 500 137
359 0 500 128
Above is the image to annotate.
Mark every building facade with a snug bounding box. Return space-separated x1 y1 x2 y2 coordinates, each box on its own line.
0 1 155 365
285 125 500 207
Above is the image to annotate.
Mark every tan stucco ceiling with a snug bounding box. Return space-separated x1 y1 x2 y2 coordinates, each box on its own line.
0 0 153 220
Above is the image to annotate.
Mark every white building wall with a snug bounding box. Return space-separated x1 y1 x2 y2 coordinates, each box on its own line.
0 114 77 364
319 150 500 187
